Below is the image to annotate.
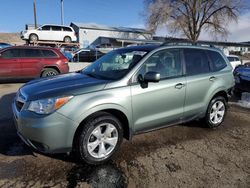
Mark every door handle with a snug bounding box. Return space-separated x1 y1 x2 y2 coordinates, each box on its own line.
175 83 185 89
209 76 216 81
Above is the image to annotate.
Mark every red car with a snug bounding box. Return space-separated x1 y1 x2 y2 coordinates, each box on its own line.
0 46 69 79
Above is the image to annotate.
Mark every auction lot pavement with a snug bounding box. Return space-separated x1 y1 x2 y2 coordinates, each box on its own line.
0 83 249 188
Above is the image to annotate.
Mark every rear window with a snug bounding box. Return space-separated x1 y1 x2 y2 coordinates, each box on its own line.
207 50 227 71
51 26 62 31
20 49 43 58
183 49 210 75
227 56 234 62
41 49 58 57
63 27 72 32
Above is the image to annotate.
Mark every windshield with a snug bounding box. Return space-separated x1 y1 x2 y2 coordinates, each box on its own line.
83 49 148 80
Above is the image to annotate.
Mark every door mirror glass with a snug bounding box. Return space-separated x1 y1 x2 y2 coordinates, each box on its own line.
144 71 160 83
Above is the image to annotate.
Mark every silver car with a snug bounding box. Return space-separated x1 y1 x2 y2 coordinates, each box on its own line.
13 44 234 164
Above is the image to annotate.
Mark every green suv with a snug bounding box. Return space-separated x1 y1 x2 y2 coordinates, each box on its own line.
12 44 234 164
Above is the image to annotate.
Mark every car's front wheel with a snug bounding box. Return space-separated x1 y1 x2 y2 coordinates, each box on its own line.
29 34 38 42
77 112 123 165
205 96 227 128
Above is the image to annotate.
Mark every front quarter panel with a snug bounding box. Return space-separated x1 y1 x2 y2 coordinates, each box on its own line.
56 86 133 130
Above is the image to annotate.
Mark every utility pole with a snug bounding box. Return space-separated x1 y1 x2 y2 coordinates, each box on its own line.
61 0 64 25
34 0 38 28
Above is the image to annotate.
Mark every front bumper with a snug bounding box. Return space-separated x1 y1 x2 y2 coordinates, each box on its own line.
12 100 78 154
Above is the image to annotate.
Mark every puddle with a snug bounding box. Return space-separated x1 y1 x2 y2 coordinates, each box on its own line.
67 161 127 188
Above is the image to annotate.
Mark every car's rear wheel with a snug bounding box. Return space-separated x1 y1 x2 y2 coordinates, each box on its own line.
29 34 38 42
64 36 72 43
77 112 123 165
205 96 227 128
41 68 59 77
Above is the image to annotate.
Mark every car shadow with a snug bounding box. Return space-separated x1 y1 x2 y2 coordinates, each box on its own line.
66 160 127 188
0 93 33 156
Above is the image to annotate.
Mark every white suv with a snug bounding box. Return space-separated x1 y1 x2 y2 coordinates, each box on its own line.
227 55 241 70
21 24 77 43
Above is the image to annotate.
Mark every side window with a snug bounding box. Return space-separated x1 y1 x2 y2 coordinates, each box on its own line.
41 25 50 31
136 49 182 81
227 56 234 62
184 49 210 75
21 49 43 58
51 26 62 31
234 57 240 61
63 27 72 32
1 49 19 58
207 50 227 72
41 50 57 57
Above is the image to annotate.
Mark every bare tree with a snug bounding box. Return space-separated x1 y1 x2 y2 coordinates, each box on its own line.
144 0 247 41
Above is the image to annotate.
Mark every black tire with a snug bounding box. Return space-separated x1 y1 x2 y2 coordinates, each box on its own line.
64 36 72 43
29 34 38 42
204 96 227 128
41 68 59 77
77 112 123 165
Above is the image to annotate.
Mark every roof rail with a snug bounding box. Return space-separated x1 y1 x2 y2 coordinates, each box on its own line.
161 41 215 48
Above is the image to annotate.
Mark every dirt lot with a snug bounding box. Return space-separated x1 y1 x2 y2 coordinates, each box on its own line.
0 83 249 188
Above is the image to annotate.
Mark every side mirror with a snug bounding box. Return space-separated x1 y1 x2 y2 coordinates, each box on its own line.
144 71 160 83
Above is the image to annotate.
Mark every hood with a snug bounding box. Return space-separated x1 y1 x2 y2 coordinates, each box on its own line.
20 72 109 101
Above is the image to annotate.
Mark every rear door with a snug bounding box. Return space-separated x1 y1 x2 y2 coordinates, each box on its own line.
0 49 21 78
51 26 63 41
131 48 186 132
183 48 215 120
20 49 44 78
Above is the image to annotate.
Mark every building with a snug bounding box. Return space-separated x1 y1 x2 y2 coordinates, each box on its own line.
70 22 155 48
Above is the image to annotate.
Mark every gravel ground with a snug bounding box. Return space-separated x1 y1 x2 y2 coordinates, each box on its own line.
0 83 249 188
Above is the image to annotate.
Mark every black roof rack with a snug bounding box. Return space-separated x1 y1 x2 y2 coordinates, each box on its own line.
161 41 215 48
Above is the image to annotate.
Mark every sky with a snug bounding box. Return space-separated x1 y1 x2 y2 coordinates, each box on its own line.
0 0 250 42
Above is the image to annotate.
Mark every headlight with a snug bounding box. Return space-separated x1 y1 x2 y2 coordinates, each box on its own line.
28 96 73 114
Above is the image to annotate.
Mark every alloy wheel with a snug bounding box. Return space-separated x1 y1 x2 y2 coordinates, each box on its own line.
87 123 118 159
209 101 225 124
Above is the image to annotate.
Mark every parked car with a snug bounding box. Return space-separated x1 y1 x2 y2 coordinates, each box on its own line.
227 55 241 70
12 44 234 164
0 42 12 49
73 48 105 62
233 64 250 95
0 46 69 79
21 24 77 43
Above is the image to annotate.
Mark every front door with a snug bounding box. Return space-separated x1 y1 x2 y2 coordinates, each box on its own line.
131 48 186 132
0 49 21 78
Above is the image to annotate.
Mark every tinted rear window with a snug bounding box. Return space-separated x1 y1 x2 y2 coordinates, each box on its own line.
183 49 210 75
20 49 43 58
63 27 72 32
207 51 227 71
41 50 58 57
51 26 62 31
